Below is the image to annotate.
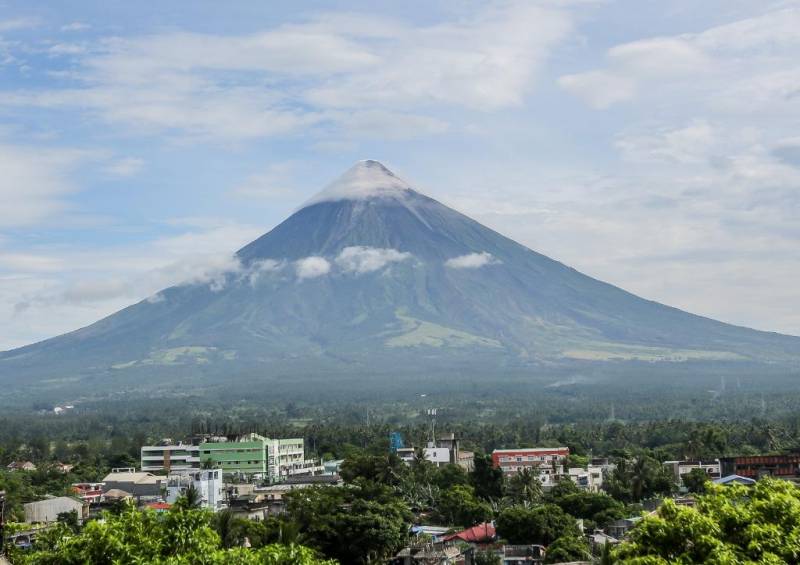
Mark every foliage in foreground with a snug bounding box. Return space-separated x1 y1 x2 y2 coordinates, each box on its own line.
615 478 800 564
7 500 335 565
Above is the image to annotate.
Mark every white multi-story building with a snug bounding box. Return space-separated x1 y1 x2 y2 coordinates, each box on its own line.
141 442 200 473
566 466 604 492
166 469 224 511
663 460 721 486
142 436 320 482
397 444 452 467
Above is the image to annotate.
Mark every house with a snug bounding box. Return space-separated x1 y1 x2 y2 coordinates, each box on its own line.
323 459 344 475
71 482 105 504
497 545 546 563
409 525 452 541
55 462 75 474
24 496 87 524
588 531 619 554
442 522 496 544
228 495 277 521
7 461 36 472
566 466 604 492
102 468 165 498
102 488 133 501
605 517 643 539
662 460 721 486
390 541 475 564
713 474 757 486
146 502 172 512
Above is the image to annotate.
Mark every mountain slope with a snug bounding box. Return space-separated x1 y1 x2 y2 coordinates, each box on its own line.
1 160 798 394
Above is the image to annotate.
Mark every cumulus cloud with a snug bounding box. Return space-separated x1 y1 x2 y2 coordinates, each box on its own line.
0 2 577 142
245 259 285 286
559 6 800 112
335 246 411 274
0 144 93 227
445 252 500 269
295 256 331 280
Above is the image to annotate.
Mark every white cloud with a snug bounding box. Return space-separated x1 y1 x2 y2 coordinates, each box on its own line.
0 221 263 348
559 6 800 111
103 157 144 177
557 71 637 109
335 246 411 274
246 259 285 286
60 22 91 32
0 144 93 227
445 252 499 269
295 256 331 280
0 2 577 142
614 120 717 164
0 17 39 32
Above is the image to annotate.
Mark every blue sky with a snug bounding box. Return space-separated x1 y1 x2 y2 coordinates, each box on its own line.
1 0 799 349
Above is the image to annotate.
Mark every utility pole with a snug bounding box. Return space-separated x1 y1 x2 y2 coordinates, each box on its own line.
0 490 6 555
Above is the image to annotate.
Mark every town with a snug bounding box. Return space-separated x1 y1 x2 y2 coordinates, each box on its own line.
2 421 796 564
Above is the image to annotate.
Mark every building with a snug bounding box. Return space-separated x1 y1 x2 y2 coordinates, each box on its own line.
71 482 105 504
241 475 342 516
7 461 36 472
662 460 721 486
713 474 757 486
142 434 319 481
141 441 200 473
24 496 87 524
397 445 452 467
442 522 496 544
566 466 604 492
323 459 344 475
390 541 475 564
498 545 546 563
396 434 474 470
605 517 643 540
166 469 224 511
102 468 165 499
719 454 800 481
491 448 569 477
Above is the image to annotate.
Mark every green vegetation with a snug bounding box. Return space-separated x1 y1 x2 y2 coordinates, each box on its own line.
6 499 333 564
615 478 800 563
6 396 800 562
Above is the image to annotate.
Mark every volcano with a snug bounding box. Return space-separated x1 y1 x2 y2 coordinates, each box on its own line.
1 160 798 397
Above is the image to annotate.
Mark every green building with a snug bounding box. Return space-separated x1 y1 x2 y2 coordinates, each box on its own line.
199 434 308 480
141 434 314 481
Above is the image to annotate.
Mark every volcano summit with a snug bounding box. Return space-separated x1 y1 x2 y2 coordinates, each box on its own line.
2 160 798 398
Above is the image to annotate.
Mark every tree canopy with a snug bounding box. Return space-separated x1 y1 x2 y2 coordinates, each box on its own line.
615 478 800 564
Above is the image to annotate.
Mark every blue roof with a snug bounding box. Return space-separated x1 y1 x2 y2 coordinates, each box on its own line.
713 474 756 485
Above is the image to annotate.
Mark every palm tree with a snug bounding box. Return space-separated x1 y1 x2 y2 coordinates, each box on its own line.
182 483 203 509
508 467 542 504
214 509 238 548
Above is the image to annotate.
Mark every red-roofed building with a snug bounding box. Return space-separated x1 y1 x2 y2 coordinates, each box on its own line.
71 482 105 504
146 502 172 512
491 447 569 480
443 522 496 544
